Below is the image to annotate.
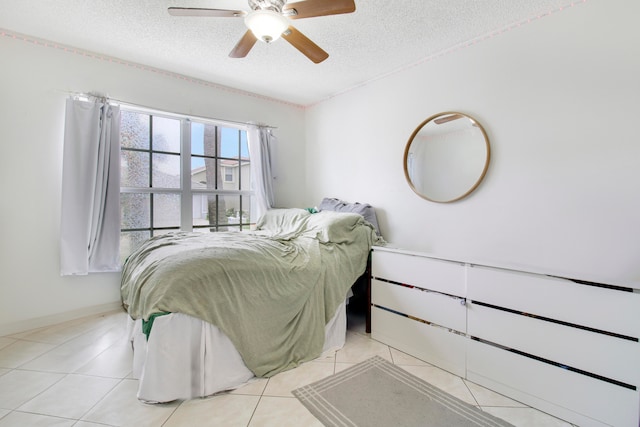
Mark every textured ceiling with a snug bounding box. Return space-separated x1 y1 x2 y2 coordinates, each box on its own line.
0 0 579 106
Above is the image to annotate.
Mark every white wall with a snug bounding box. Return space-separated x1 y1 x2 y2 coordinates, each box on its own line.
0 34 307 333
304 0 640 285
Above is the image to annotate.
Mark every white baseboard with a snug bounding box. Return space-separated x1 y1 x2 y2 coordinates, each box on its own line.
0 301 124 336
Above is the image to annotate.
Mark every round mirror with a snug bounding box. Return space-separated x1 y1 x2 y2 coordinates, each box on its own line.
403 112 490 203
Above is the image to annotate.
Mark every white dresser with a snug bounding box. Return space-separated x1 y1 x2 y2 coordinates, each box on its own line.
370 246 640 427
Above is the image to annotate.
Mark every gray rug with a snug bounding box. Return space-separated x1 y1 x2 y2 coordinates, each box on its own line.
293 356 514 427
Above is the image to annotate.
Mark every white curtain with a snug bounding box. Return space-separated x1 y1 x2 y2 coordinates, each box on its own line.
247 125 275 221
60 98 121 275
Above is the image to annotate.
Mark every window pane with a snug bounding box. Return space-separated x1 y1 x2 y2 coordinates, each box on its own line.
121 111 149 150
240 130 249 153
239 130 250 191
191 122 205 156
192 194 244 230
220 194 242 230
220 127 239 158
192 193 209 228
191 157 217 190
242 159 251 191
152 153 180 188
121 150 149 187
153 193 181 228
240 195 252 228
224 167 233 183
190 158 205 189
121 193 150 229
207 194 227 231
120 230 150 263
191 194 250 231
152 116 181 153
201 123 217 157
220 159 239 190
240 131 248 158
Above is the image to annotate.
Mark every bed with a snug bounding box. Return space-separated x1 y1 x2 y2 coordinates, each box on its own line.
122 203 383 403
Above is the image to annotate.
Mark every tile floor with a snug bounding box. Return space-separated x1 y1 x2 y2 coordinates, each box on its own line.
0 309 575 427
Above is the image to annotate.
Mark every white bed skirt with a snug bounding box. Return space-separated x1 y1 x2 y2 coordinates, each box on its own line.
127 300 348 403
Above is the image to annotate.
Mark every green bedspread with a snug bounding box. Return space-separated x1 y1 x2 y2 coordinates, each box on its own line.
121 209 383 377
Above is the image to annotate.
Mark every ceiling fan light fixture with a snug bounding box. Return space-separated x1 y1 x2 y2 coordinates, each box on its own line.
245 9 288 43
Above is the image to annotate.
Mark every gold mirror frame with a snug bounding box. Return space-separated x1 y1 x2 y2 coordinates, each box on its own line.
403 112 491 203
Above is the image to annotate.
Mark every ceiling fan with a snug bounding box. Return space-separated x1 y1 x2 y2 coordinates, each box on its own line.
168 0 356 64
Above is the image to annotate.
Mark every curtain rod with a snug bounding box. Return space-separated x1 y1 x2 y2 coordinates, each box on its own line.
66 91 277 130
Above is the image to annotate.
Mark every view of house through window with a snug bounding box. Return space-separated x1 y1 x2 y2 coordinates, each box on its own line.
119 108 252 261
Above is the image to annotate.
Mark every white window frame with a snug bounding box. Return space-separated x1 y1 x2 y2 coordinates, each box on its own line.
119 105 252 259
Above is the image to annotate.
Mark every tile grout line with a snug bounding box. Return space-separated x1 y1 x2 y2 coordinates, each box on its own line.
0 313 132 425
76 376 128 425
245 376 271 427
159 396 187 427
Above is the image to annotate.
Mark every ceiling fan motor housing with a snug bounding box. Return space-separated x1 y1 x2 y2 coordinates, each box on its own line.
249 0 286 13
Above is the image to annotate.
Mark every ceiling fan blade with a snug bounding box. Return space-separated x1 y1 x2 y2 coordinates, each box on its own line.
434 114 464 124
168 7 247 18
282 26 329 64
229 30 258 58
283 0 355 19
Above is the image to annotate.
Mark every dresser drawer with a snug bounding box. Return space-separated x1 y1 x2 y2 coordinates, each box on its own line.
467 265 640 339
467 339 639 427
372 249 465 296
372 278 466 332
371 306 466 377
468 302 640 388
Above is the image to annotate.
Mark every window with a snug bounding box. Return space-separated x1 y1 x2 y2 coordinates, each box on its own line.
119 108 252 261
223 166 234 183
